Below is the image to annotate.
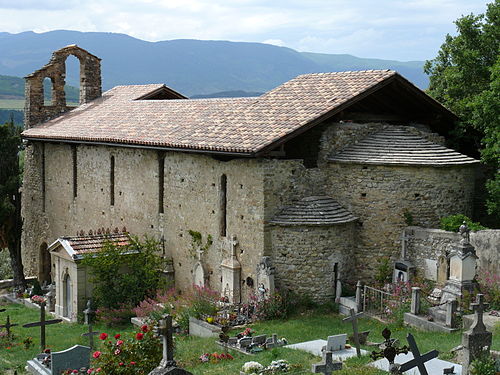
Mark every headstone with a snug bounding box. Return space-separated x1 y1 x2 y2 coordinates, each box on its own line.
256 256 275 300
411 287 421 315
239 337 252 349
149 314 193 375
342 308 363 357
461 294 492 375
399 333 439 375
265 334 282 349
51 345 90 375
251 334 267 346
0 315 18 338
22 301 62 351
326 334 347 352
312 351 342 375
446 300 458 328
220 235 241 304
193 246 205 287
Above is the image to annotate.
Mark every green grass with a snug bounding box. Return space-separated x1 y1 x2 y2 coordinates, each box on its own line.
0 302 498 374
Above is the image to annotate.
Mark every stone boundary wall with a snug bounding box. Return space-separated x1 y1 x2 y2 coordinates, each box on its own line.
405 226 500 278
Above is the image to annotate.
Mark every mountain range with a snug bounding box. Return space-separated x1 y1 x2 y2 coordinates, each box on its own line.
0 30 428 97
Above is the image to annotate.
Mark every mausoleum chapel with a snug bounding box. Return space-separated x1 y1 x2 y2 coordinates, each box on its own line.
20 45 479 320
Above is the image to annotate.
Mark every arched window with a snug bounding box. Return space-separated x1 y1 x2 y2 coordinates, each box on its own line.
63 273 72 318
42 77 54 106
65 54 81 106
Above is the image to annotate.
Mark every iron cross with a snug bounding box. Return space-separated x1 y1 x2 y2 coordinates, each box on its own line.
470 294 488 333
22 301 62 351
399 333 438 375
0 315 18 338
312 351 342 375
343 308 363 357
154 314 176 368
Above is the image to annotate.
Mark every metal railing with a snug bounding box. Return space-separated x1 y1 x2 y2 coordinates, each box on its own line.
363 285 395 318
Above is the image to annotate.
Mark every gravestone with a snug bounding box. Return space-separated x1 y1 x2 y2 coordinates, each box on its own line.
239 337 252 349
220 235 241 304
193 246 206 287
256 256 275 300
149 314 193 375
461 294 492 375
326 334 346 352
312 351 342 375
251 334 267 346
26 345 90 375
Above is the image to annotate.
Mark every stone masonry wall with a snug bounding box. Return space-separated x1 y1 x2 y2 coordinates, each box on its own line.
271 223 356 302
405 226 500 280
326 163 476 279
21 142 266 301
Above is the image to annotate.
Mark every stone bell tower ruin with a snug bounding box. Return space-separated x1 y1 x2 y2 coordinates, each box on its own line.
24 45 102 129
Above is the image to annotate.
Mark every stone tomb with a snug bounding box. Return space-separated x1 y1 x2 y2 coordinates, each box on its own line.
218 332 286 354
285 334 368 361
26 345 90 375
370 353 462 375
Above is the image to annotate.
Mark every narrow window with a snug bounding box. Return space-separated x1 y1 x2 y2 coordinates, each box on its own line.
42 143 46 212
72 145 77 198
158 153 165 213
220 174 227 237
110 155 115 206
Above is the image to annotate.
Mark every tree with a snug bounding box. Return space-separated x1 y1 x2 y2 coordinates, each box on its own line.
0 119 26 288
424 0 500 222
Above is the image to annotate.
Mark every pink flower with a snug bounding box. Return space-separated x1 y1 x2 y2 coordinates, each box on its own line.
119 362 124 366
136 332 144 340
92 351 101 359
130 361 136 365
99 333 108 340
114 348 121 355
116 340 124 346
72 371 78 374
87 369 94 374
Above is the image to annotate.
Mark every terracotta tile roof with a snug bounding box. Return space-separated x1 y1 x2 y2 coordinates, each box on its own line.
329 127 479 166
22 70 434 155
50 233 132 260
270 196 358 226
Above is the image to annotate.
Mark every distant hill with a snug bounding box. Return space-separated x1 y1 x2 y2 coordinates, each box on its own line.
0 74 79 101
191 90 263 99
0 30 428 97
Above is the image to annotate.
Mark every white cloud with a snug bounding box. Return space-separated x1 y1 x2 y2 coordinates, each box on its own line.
0 0 492 61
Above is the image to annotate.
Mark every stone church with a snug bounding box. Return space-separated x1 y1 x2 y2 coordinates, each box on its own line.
21 45 478 315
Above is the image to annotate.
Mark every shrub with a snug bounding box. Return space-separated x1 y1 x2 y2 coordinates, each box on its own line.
470 354 497 375
96 304 135 327
374 257 392 286
253 289 295 321
440 214 486 232
0 250 12 280
82 236 168 310
87 324 162 374
476 269 500 310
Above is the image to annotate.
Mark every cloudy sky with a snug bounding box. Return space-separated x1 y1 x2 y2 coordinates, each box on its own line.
0 0 489 61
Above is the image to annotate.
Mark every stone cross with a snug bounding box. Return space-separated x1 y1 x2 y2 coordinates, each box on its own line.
312 351 342 374
0 315 18 338
342 308 363 357
81 302 99 349
155 314 175 368
224 235 238 257
22 301 63 351
469 294 488 333
399 333 438 375
195 247 204 261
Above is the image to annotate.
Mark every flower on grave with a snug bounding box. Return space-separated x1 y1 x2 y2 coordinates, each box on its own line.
114 334 121 339
140 324 149 333
31 295 47 304
136 332 144 340
99 333 108 340
92 351 101 359
241 327 254 337
242 361 264 373
116 339 124 346
263 359 290 373
199 353 210 363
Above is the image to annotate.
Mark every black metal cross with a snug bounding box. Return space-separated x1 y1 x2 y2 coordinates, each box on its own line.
0 315 18 338
154 314 175 368
342 308 363 357
399 333 438 375
371 328 409 372
22 301 62 351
